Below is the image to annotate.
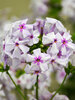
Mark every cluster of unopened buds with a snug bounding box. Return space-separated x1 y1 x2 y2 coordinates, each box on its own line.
1 17 75 100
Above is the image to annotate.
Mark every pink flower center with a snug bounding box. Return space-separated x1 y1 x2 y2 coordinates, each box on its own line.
34 56 43 65
35 70 40 74
62 39 68 45
20 25 24 29
36 58 40 62
19 23 26 32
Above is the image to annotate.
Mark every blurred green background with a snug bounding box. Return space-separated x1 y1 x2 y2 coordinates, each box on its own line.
0 0 30 18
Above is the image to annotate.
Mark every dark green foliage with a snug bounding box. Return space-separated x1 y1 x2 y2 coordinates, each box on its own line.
50 0 61 4
48 0 62 19
72 33 75 41
65 62 75 75
60 74 75 100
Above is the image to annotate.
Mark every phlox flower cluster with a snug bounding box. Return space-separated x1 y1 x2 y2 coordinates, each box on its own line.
2 17 75 79
1 16 74 100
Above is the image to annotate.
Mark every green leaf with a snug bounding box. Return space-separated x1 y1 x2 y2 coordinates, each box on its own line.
50 0 62 4
0 63 9 72
16 69 25 78
65 62 75 75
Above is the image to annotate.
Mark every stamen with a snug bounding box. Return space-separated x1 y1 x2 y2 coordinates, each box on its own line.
35 70 39 74
62 39 68 45
15 42 19 46
54 39 57 43
36 58 40 62
30 35 33 39
51 59 55 63
20 25 24 29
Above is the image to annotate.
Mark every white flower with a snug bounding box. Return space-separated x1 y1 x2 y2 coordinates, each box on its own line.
10 19 33 38
48 55 68 70
26 48 50 72
30 0 48 17
62 0 75 19
53 93 69 100
42 32 55 45
26 29 40 46
25 64 48 84
16 74 33 89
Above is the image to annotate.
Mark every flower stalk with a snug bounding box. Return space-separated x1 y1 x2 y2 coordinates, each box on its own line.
24 88 28 100
6 71 25 100
36 75 39 100
50 74 67 100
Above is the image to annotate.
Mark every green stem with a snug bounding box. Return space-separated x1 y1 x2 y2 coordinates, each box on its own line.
24 88 28 100
50 74 67 100
36 75 39 100
6 71 25 100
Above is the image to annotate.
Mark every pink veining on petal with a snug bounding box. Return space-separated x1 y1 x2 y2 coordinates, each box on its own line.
51 59 55 64
3 44 5 50
54 38 57 43
57 50 62 58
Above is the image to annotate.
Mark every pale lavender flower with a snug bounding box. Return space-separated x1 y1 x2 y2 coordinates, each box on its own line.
26 29 40 46
47 55 68 70
29 89 69 100
39 88 52 100
33 18 46 35
25 64 47 84
53 93 69 100
3 17 75 71
10 19 33 38
16 74 33 89
4 37 29 55
30 0 48 17
26 48 50 72
62 0 75 19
